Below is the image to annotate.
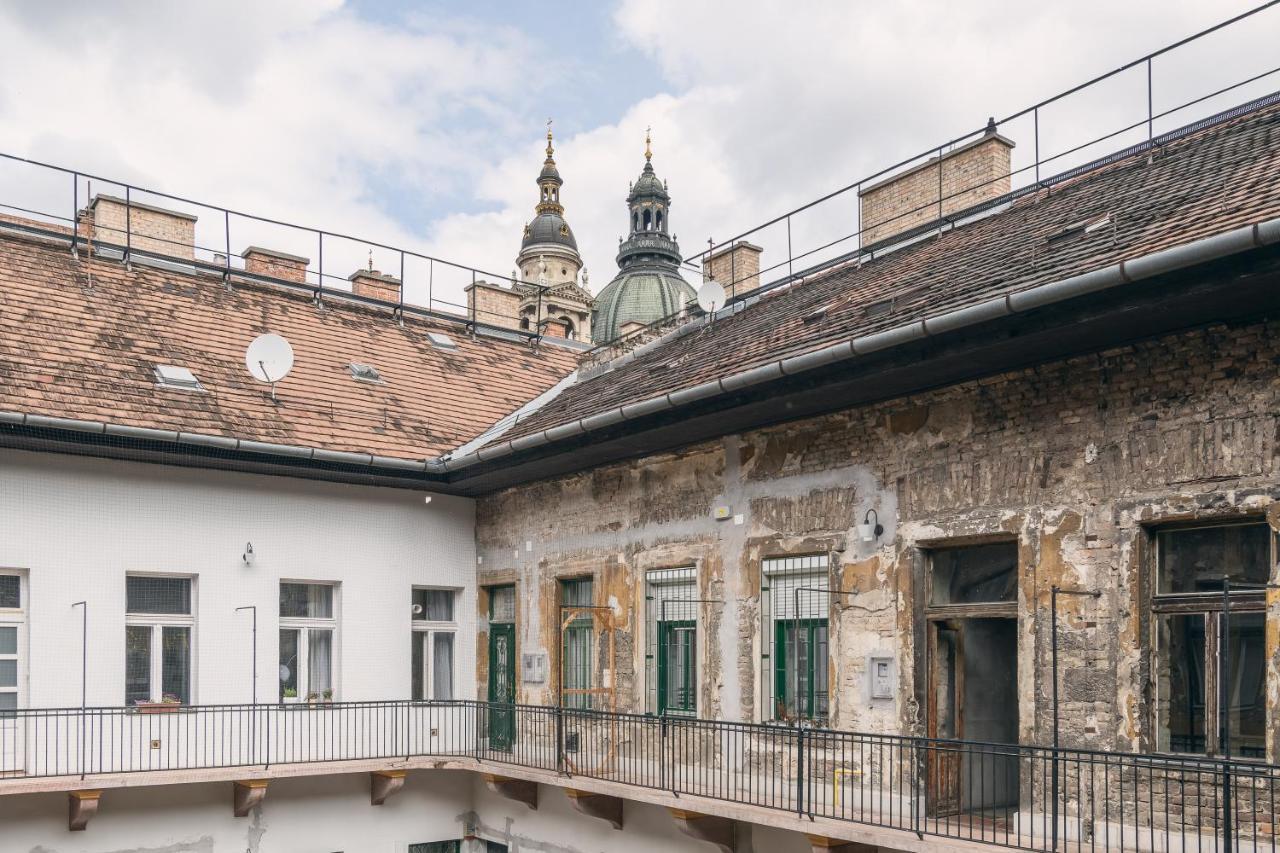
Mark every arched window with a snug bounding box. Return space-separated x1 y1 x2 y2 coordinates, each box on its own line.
656 210 664 231
562 318 576 339
643 210 652 231
520 317 530 330
632 211 639 232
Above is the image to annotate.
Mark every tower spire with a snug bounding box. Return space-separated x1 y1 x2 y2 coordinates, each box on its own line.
644 126 652 162
546 117 554 159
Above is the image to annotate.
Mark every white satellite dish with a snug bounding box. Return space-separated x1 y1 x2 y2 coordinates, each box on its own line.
245 333 294 400
697 279 726 315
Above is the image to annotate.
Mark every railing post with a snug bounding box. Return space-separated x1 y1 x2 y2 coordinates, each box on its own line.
1221 578 1233 853
555 703 565 774
1051 585 1060 851
796 725 806 818
124 186 132 266
71 172 78 256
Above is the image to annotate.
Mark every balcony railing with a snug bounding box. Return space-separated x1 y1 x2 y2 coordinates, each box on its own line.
2 700 1276 851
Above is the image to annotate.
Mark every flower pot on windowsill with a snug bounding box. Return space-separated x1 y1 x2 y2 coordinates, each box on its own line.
134 700 183 714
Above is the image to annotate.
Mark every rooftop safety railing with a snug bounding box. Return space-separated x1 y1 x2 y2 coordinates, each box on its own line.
2 700 1276 852
0 158 563 342
591 1 1280 354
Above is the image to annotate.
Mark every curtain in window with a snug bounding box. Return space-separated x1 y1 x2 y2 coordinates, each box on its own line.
280 583 333 618
308 629 332 696
433 633 454 700
413 589 453 621
279 629 299 699
125 625 151 703
161 626 191 704
411 632 425 701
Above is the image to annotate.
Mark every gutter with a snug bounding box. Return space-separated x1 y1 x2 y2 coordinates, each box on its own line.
437 215 1280 474
0 411 446 475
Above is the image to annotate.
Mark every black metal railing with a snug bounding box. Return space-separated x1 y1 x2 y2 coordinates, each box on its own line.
3 700 1276 851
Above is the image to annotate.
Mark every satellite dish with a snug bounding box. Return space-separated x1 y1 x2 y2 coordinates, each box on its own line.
245 333 294 400
697 279 726 314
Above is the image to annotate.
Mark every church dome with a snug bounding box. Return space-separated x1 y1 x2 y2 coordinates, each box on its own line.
592 268 696 343
522 212 578 252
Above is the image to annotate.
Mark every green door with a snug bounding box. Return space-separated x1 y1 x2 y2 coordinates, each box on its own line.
774 619 829 721
488 621 516 751
657 620 696 715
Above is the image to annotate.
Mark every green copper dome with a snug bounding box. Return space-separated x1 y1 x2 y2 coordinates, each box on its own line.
592 133 693 343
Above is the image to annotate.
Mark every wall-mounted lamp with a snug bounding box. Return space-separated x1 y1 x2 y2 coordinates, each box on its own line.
423 495 433 505
858 509 884 543
242 542 254 565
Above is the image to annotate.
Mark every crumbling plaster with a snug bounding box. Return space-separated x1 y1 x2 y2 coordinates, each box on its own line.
476 320 1280 759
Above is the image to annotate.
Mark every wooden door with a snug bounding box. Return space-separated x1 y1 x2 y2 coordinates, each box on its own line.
927 621 963 817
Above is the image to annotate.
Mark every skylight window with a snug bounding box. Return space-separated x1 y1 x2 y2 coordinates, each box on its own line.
348 362 382 383
427 331 457 351
153 364 202 391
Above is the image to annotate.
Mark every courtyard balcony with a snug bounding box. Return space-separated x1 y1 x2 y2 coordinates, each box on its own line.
0 700 1275 851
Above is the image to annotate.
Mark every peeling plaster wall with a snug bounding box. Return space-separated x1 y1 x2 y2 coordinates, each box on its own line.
0 771 474 853
476 320 1280 757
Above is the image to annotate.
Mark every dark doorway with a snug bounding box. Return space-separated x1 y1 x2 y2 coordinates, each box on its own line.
925 542 1020 819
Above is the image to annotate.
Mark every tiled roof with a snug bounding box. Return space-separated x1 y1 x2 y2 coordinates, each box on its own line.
499 98 1280 444
0 233 580 461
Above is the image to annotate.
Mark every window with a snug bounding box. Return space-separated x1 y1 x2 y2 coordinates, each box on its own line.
560 578 594 709
1152 521 1271 758
153 364 202 391
279 582 337 703
125 575 193 705
0 572 24 717
409 842 459 853
348 362 382 383
646 568 697 715
930 542 1017 605
762 555 829 721
412 589 456 701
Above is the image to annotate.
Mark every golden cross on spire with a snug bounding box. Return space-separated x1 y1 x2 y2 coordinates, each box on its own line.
644 126 652 161
546 117 554 157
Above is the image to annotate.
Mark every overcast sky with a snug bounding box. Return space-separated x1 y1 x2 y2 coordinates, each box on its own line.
0 1 1277 309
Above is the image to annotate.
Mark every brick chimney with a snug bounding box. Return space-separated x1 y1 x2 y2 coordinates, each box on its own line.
349 267 402 302
465 280 522 328
89 194 197 260
705 241 763 297
858 120 1014 246
241 246 309 284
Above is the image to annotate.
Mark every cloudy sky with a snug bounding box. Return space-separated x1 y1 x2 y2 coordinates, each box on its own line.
0 1 1276 310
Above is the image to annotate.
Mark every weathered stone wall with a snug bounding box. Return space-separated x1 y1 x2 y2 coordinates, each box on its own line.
476 318 1280 760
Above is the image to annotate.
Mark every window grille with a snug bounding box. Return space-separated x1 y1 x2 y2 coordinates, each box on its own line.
761 554 829 721
126 576 191 615
645 567 696 714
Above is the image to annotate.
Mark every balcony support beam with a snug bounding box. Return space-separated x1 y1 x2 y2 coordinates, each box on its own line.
370 770 407 805
564 788 623 830
67 790 102 831
233 779 269 817
806 835 876 853
668 808 736 853
482 773 537 810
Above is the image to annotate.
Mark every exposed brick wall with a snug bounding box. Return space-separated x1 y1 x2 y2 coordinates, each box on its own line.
467 280 523 328
706 241 763 297
859 133 1013 246
242 247 309 284
475 318 1280 762
90 195 196 261
349 269 401 302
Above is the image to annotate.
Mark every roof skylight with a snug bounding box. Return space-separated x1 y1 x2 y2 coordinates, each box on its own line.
427 331 457 351
154 364 203 391
348 362 382 383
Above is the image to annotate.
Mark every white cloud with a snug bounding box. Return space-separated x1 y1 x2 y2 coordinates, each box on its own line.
1 1 1276 313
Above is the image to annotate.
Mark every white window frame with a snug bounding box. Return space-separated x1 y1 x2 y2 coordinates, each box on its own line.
0 570 27 713
412 587 458 701
279 582 339 704
124 574 195 705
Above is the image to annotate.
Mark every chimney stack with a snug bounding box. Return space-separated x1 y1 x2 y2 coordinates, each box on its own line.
242 246 309 284
464 280 522 328
858 120 1014 246
705 241 764 297
349 267 402 302
89 195 197 260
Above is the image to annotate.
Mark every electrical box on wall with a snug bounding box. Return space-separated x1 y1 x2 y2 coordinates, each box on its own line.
868 655 895 700
522 652 547 684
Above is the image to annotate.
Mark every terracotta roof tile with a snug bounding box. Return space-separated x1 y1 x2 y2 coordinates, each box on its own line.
0 236 579 460
501 98 1280 443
